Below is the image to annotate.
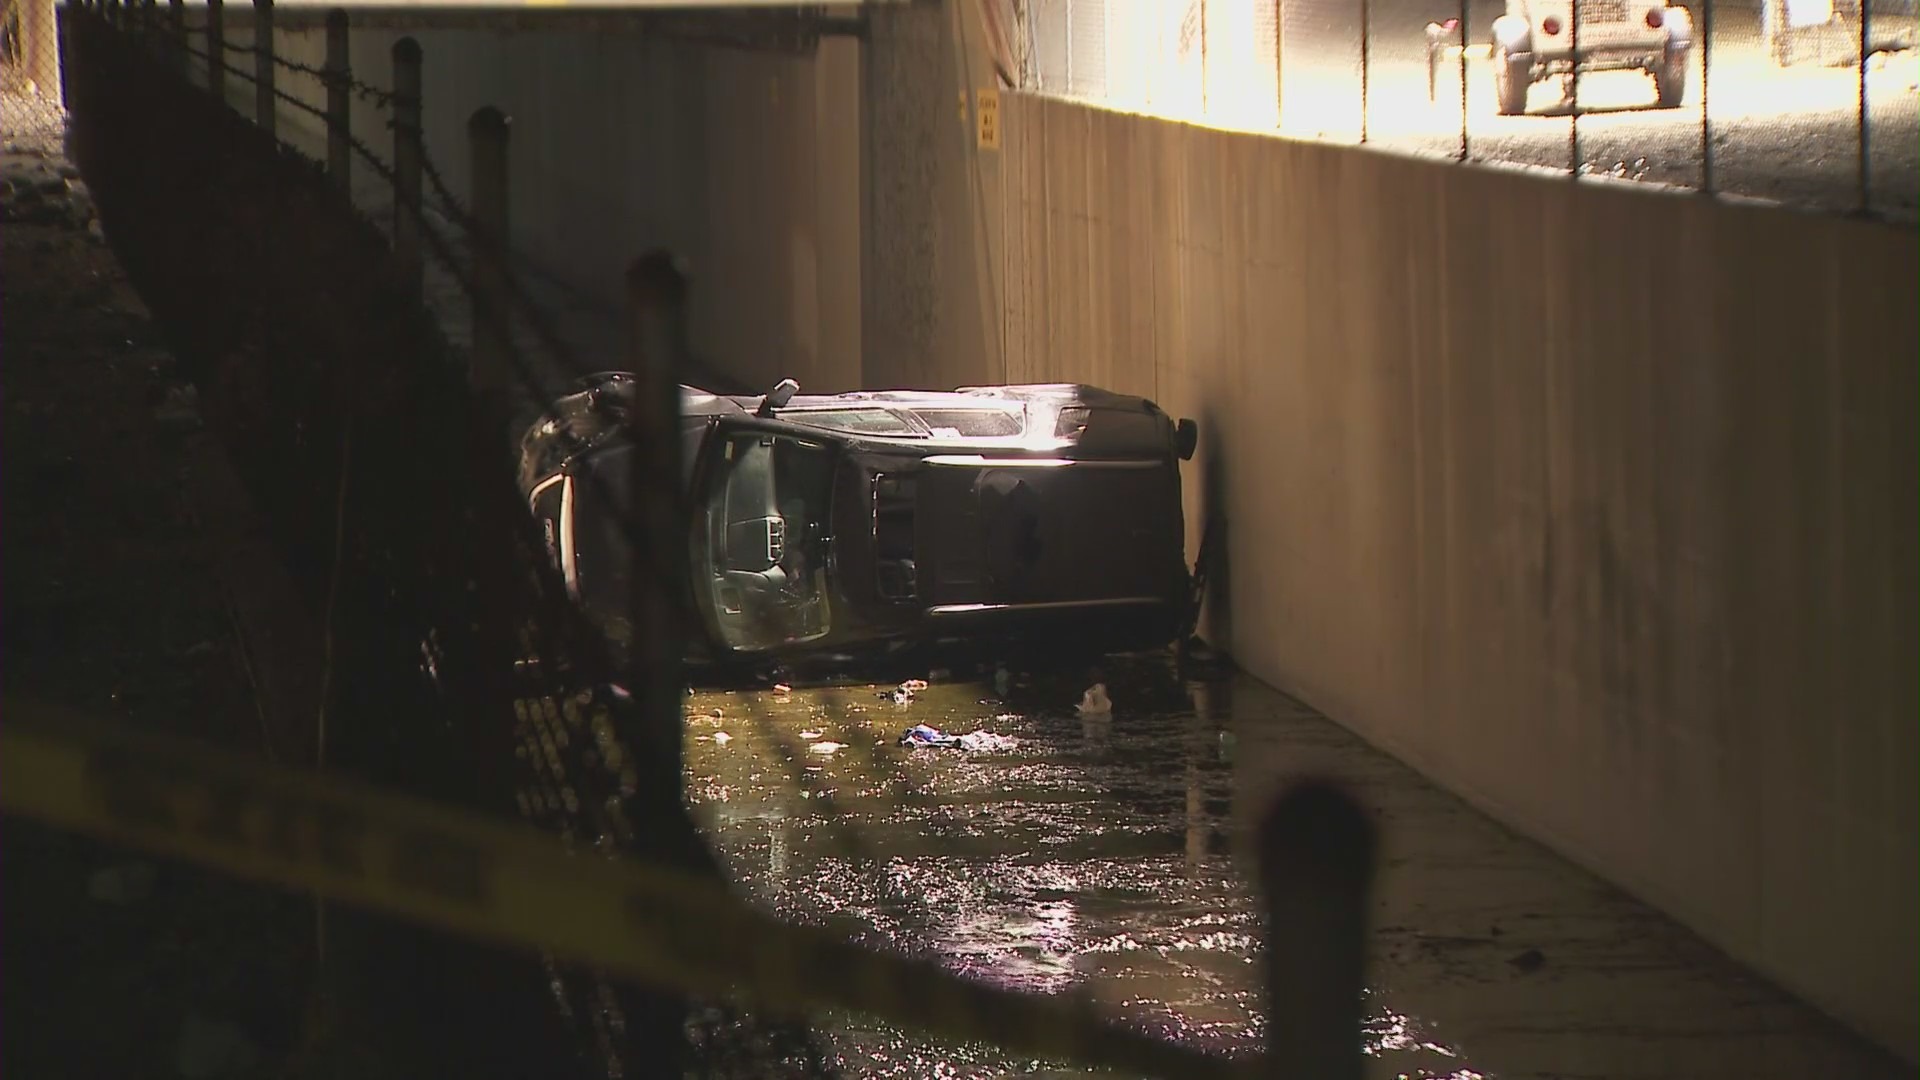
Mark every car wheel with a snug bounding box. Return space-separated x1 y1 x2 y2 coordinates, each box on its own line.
1653 45 1689 107
1494 45 1531 115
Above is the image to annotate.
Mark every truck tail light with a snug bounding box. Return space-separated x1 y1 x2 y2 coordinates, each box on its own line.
1645 7 1665 26
1542 15 1563 34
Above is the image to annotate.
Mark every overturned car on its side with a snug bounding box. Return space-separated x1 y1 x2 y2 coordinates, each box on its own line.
516 375 1203 680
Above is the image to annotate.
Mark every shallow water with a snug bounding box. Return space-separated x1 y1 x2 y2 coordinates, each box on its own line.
683 656 1471 1079
682 653 1911 1080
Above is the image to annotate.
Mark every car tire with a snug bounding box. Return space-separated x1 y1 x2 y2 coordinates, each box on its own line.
1494 46 1531 115
1654 46 1689 107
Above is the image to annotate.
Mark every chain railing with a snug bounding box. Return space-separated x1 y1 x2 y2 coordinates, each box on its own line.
1003 0 1917 221
78 3 829 1075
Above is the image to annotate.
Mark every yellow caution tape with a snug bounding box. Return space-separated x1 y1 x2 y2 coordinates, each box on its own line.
0 698 1250 1079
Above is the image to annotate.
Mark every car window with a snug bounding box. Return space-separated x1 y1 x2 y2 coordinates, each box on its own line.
908 409 1023 438
778 408 919 436
696 431 837 652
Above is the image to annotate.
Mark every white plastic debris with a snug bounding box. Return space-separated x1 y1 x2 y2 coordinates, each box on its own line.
711 731 732 745
1076 683 1112 717
808 741 845 755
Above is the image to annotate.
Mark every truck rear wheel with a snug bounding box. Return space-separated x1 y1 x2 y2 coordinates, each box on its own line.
1494 46 1531 115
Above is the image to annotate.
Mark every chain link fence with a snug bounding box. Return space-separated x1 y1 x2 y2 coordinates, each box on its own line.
1 0 62 104
1006 0 1917 220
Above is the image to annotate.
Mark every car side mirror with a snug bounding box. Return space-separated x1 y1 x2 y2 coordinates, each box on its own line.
757 378 800 418
1175 418 1199 461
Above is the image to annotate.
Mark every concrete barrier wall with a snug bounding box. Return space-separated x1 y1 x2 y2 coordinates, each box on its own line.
984 92 1919 1062
246 14 862 394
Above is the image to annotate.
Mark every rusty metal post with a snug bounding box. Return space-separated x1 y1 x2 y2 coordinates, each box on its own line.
467 106 511 397
253 0 275 137
623 249 699 1073
206 0 225 105
1455 0 1468 159
1359 0 1370 143
1568 0 1582 177
391 38 425 297
324 8 350 190
1857 0 1871 212
1260 780 1376 1080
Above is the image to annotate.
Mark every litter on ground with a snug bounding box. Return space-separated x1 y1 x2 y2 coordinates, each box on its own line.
898 724 1019 753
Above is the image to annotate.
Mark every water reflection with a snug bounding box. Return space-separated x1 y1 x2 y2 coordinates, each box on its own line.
682 658 1473 1077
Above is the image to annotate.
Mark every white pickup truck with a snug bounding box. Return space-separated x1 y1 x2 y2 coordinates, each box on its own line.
1489 0 1694 113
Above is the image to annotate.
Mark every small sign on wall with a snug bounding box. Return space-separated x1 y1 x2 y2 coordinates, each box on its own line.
975 88 1001 151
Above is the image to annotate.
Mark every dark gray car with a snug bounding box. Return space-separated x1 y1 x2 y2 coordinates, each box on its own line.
518 374 1202 678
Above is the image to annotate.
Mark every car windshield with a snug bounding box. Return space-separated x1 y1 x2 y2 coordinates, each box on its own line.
696 428 838 652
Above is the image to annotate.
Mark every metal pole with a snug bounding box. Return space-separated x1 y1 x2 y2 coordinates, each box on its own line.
1260 781 1377 1080
1274 0 1285 130
468 106 511 397
1857 0 1870 212
1570 0 1581 176
1701 0 1714 192
1359 0 1370 143
392 37 424 297
624 249 698 1073
1456 0 1468 158
206 0 225 106
325 8 350 191
253 0 275 138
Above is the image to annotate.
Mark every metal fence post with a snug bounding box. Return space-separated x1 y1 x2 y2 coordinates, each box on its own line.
1701 0 1714 193
1359 0 1370 144
468 106 511 397
1857 0 1871 212
624 248 699 1076
1570 0 1582 178
1456 0 1469 159
325 8 350 190
206 0 225 105
392 39 424 296
253 0 275 137
1260 780 1376 1080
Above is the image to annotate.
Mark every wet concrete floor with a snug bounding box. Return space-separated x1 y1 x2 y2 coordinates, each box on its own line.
683 653 1911 1080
